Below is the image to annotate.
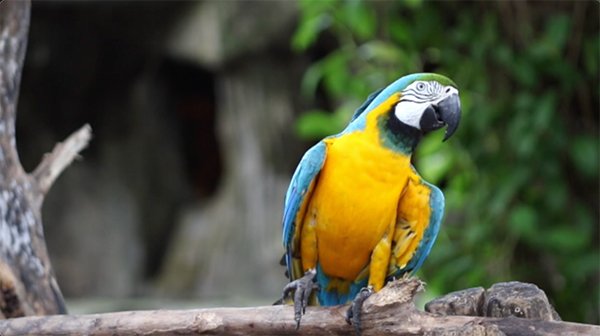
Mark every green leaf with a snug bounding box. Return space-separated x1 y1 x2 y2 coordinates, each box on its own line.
404 0 424 9
300 61 325 98
570 135 600 179
508 205 538 239
294 110 344 139
533 93 556 132
322 51 351 99
415 132 454 184
565 252 600 282
545 227 590 253
416 130 444 156
389 20 412 46
544 181 567 211
488 169 529 217
416 151 454 184
357 41 404 63
340 0 376 40
512 59 536 88
297 0 337 13
292 14 332 51
583 36 599 75
545 15 570 53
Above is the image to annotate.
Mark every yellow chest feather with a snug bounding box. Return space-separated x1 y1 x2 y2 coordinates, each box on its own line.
303 131 413 280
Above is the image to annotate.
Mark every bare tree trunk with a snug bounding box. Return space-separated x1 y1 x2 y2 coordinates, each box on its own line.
0 0 91 318
0 278 596 336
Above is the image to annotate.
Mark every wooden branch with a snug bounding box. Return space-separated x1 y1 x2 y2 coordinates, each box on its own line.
32 124 92 196
0 278 596 336
0 0 30 176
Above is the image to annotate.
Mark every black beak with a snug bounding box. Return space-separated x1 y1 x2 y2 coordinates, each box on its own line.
418 93 461 141
435 93 461 141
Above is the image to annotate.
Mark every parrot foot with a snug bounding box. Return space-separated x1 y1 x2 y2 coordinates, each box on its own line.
345 286 373 336
282 268 319 329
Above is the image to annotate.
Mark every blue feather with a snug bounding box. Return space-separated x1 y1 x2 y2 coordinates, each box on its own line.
282 141 327 276
316 263 368 305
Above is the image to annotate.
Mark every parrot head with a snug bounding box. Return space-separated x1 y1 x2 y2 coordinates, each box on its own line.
391 73 461 141
352 73 461 152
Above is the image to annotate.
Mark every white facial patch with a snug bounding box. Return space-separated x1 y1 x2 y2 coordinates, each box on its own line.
394 101 427 129
394 81 459 130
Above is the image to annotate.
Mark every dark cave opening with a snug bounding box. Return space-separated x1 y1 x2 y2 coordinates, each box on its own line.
158 57 222 200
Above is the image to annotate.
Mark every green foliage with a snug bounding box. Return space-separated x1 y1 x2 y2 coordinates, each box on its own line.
292 0 599 323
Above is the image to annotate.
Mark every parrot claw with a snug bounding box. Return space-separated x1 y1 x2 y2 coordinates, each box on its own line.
345 286 373 336
282 268 318 329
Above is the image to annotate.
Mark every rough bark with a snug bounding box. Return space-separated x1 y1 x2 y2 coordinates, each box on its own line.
0 0 91 318
426 281 562 321
0 278 596 336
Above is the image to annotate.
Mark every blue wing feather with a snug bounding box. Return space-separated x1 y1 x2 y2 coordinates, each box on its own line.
282 141 327 277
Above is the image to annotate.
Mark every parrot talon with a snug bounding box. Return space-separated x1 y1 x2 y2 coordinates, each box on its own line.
282 269 318 329
345 286 373 336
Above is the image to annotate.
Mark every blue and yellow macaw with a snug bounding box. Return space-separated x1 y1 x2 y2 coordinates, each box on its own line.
281 73 461 333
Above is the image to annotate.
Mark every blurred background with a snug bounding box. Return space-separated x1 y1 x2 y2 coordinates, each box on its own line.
13 0 598 324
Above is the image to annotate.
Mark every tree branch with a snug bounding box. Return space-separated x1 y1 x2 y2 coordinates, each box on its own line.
32 124 92 196
0 0 30 178
0 0 79 317
0 278 596 336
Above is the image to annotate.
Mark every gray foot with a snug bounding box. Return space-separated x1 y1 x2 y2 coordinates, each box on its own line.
282 268 318 329
345 286 373 336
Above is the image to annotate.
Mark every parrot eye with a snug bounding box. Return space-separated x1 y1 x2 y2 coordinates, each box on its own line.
416 82 426 91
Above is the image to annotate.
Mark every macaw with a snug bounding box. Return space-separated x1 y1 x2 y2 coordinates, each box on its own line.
281 73 461 333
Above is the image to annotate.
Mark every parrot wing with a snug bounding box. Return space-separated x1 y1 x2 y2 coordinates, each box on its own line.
282 141 328 280
390 178 445 278
404 181 444 273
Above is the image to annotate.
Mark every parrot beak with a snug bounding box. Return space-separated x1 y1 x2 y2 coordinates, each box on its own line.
436 93 461 141
418 92 461 141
